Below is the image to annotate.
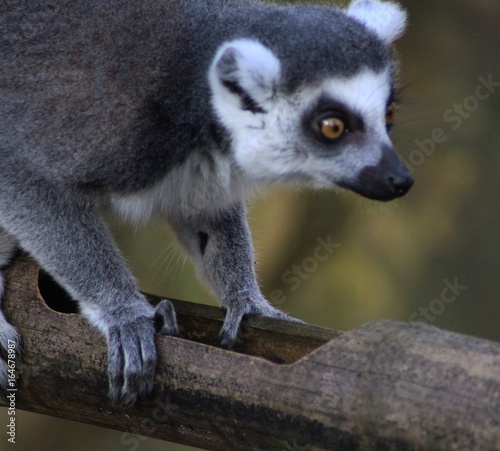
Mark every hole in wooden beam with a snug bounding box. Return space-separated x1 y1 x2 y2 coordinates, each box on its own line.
38 270 80 314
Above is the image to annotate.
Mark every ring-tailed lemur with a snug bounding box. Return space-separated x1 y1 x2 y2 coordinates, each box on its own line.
0 0 412 404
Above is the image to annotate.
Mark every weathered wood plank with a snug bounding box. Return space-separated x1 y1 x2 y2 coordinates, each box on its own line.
2 255 500 450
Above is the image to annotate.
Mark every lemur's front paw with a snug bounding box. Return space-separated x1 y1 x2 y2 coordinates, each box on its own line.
107 315 156 405
107 300 178 405
218 298 304 349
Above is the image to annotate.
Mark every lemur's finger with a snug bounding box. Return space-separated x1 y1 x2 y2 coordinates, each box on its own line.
218 308 245 350
121 319 156 403
107 328 125 404
154 300 179 336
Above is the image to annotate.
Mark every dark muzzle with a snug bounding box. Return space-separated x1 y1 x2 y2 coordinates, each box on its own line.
339 145 413 201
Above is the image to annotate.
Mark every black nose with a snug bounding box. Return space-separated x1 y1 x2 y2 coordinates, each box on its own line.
337 145 414 202
386 172 414 198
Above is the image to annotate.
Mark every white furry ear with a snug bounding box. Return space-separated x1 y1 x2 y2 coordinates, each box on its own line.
347 0 407 44
210 39 281 114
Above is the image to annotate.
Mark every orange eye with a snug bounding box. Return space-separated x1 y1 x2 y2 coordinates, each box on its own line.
386 102 397 125
320 117 345 140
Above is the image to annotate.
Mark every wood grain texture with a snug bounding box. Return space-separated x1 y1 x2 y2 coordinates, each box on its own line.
2 254 500 450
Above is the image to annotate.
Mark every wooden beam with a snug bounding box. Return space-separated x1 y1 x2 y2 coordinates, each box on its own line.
2 254 500 450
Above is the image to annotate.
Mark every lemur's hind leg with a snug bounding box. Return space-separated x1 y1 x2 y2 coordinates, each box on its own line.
0 228 20 390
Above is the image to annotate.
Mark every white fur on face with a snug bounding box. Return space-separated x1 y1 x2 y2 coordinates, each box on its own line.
208 39 306 185
113 44 396 225
306 68 394 186
321 69 392 131
210 56 394 188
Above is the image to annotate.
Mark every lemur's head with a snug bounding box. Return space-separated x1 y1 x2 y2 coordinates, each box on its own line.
209 0 412 201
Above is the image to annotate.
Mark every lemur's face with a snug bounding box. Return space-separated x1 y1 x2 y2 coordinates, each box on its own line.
209 1 412 201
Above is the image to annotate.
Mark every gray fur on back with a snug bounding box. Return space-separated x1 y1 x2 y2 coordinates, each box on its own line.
0 0 388 194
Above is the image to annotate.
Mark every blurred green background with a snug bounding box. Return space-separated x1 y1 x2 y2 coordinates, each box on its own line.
2 0 500 449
